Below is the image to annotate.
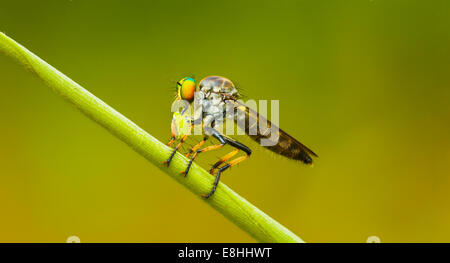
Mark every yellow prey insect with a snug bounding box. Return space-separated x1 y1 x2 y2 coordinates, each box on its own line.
164 76 317 198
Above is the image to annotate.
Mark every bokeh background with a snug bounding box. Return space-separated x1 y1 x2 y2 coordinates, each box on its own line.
0 0 449 242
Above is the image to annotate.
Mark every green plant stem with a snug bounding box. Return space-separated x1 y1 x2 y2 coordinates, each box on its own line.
0 32 304 243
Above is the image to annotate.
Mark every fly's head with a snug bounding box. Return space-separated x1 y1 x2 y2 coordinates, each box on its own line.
176 77 196 104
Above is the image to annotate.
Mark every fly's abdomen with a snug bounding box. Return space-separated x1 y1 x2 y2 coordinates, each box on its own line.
257 128 317 164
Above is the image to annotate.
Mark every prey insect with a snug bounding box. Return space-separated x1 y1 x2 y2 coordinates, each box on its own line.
164 76 317 198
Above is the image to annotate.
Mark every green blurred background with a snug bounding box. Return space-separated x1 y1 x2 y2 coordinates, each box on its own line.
0 0 449 242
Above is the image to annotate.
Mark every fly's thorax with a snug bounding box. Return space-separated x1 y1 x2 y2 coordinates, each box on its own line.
195 76 241 127
188 76 242 135
198 76 240 100
194 90 224 122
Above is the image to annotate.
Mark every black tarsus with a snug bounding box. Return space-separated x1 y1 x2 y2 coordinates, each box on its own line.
203 163 230 199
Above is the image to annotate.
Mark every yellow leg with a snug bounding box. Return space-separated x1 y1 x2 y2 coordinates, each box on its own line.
226 155 249 167
209 149 239 174
180 143 225 176
163 134 189 165
167 137 175 147
186 137 207 158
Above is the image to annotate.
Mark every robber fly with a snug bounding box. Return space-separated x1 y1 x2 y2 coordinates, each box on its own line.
164 76 317 198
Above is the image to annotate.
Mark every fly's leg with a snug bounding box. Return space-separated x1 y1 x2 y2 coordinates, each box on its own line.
184 117 206 159
179 136 208 175
167 136 176 147
164 118 193 166
185 136 208 158
180 128 226 176
203 155 250 199
209 149 239 174
163 134 189 166
203 138 252 199
181 142 225 176
164 119 177 162
164 135 176 164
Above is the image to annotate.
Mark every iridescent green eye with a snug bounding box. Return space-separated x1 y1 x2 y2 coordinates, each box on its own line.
178 77 196 102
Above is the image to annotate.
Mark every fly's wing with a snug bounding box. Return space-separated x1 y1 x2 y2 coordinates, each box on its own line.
230 100 317 164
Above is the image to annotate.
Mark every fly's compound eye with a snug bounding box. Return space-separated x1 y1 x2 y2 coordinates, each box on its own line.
179 78 196 102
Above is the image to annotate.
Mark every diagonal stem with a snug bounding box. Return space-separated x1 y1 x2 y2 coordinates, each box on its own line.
0 32 304 243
